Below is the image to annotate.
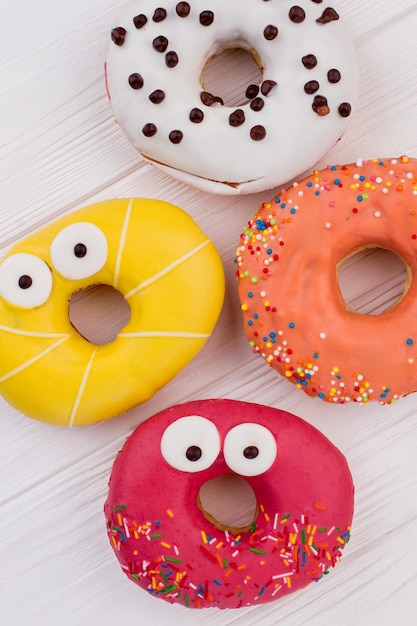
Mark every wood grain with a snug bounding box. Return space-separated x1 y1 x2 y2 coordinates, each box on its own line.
1 1 417 625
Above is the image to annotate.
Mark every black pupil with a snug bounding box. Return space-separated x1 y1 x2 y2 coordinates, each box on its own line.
18 275 33 289
74 243 87 258
243 445 259 460
186 445 202 462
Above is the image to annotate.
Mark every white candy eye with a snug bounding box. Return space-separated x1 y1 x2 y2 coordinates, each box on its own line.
160 416 221 473
50 222 108 280
0 253 52 309
223 423 277 477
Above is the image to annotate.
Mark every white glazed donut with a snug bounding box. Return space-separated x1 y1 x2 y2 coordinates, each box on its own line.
106 0 359 195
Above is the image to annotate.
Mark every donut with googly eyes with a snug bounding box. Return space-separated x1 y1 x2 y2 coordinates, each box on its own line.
0 199 224 426
105 0 359 195
105 399 354 609
236 156 417 404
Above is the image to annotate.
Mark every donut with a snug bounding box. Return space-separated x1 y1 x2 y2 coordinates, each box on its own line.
0 199 224 426
105 1 358 195
235 156 417 405
105 399 354 608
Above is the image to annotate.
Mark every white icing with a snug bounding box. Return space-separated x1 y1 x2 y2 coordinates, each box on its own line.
50 223 108 280
106 0 359 195
223 423 277 476
160 415 220 472
0 253 53 309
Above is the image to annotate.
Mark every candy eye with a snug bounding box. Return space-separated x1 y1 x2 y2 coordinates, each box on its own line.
50 222 108 280
0 253 52 309
223 423 277 476
160 416 221 473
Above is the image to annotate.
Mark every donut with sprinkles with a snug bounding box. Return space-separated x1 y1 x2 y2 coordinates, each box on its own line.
106 0 358 195
105 399 354 608
236 157 417 405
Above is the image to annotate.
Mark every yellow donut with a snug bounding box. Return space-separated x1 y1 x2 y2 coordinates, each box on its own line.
0 198 225 426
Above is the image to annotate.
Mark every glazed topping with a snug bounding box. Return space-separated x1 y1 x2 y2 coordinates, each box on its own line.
199 10 214 26
302 54 318 69
133 14 147 28
289 6 306 23
128 73 144 89
229 109 245 127
111 27 126 46
317 7 339 24
263 25 278 40
176 2 191 17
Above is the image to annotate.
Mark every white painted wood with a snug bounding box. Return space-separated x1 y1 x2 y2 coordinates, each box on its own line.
1 1 417 625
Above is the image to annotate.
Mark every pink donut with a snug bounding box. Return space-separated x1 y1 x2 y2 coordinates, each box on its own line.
105 399 354 609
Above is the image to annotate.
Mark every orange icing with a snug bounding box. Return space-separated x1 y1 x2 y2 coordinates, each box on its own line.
236 157 417 404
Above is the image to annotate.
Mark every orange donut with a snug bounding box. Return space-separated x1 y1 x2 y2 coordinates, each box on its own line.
236 157 417 405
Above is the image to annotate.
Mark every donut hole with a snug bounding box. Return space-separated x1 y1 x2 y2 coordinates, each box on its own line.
201 45 263 107
198 473 257 534
337 246 410 315
69 284 131 345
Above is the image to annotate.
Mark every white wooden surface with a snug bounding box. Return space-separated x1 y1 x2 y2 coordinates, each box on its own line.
1 1 417 624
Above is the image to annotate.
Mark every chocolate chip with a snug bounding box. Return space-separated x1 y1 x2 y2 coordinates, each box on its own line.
128 73 144 89
18 275 32 289
229 109 245 127
311 0 323 3
261 80 277 96
169 129 183 144
142 123 157 137
338 102 352 117
186 445 202 461
153 8 167 22
189 108 204 123
133 14 147 29
149 89 165 104
302 54 318 69
289 6 306 23
74 243 87 258
246 84 259 99
199 10 214 26
200 91 223 106
304 80 319 94
176 2 191 17
250 97 264 111
312 95 330 116
243 446 259 459
250 125 266 140
316 7 339 24
165 51 179 68
111 27 127 46
153 35 169 52
264 25 278 40
327 68 341 83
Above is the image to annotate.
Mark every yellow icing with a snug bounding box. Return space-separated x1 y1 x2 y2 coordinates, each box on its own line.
0 198 225 426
